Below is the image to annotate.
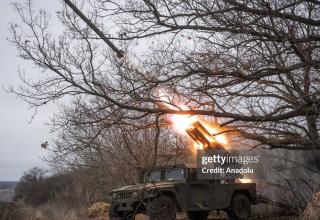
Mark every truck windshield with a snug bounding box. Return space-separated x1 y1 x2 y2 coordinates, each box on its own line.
145 168 186 182
145 170 161 182
165 168 185 181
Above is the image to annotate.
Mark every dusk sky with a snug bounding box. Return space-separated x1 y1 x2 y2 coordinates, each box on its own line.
0 0 61 181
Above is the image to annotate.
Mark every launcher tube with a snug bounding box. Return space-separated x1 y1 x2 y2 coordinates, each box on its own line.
63 0 124 58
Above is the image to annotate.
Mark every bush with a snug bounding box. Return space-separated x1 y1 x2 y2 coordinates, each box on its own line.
15 167 77 207
88 202 109 218
15 167 49 206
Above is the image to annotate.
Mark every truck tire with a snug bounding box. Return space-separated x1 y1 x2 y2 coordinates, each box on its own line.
227 193 251 220
187 211 209 220
108 203 121 220
147 196 176 220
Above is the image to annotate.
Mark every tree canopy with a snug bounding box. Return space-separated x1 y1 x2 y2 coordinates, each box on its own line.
9 0 320 157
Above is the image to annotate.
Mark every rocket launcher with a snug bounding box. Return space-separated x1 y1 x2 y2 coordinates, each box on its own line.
187 121 244 180
186 121 225 150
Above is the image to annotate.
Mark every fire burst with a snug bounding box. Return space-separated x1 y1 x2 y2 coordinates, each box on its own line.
157 91 229 151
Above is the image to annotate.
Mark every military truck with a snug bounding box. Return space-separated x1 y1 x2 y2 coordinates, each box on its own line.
109 164 257 220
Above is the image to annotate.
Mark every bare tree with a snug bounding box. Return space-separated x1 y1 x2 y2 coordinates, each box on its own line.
15 167 48 206
48 114 187 185
9 0 320 151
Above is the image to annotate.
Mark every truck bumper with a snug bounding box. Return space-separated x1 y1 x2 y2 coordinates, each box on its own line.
112 201 138 212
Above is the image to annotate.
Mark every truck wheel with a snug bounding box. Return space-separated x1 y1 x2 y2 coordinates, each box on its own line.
227 193 251 220
147 196 176 220
108 203 121 220
187 211 209 220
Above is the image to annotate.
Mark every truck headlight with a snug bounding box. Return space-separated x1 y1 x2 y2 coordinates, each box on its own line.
132 191 138 199
112 193 117 200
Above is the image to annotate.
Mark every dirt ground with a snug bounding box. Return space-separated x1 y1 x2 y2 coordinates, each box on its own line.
134 212 227 220
133 211 298 220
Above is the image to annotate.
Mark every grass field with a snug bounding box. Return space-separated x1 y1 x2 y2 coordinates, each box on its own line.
0 201 301 220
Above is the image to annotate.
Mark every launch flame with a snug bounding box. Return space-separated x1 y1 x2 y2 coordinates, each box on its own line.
157 90 229 151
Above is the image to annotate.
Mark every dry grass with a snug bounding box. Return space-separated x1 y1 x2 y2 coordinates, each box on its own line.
88 202 110 218
0 202 40 220
33 202 88 220
302 192 320 220
1 201 304 220
0 201 89 220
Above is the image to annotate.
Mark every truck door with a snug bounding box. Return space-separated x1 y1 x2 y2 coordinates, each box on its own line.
210 181 233 209
187 170 211 210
